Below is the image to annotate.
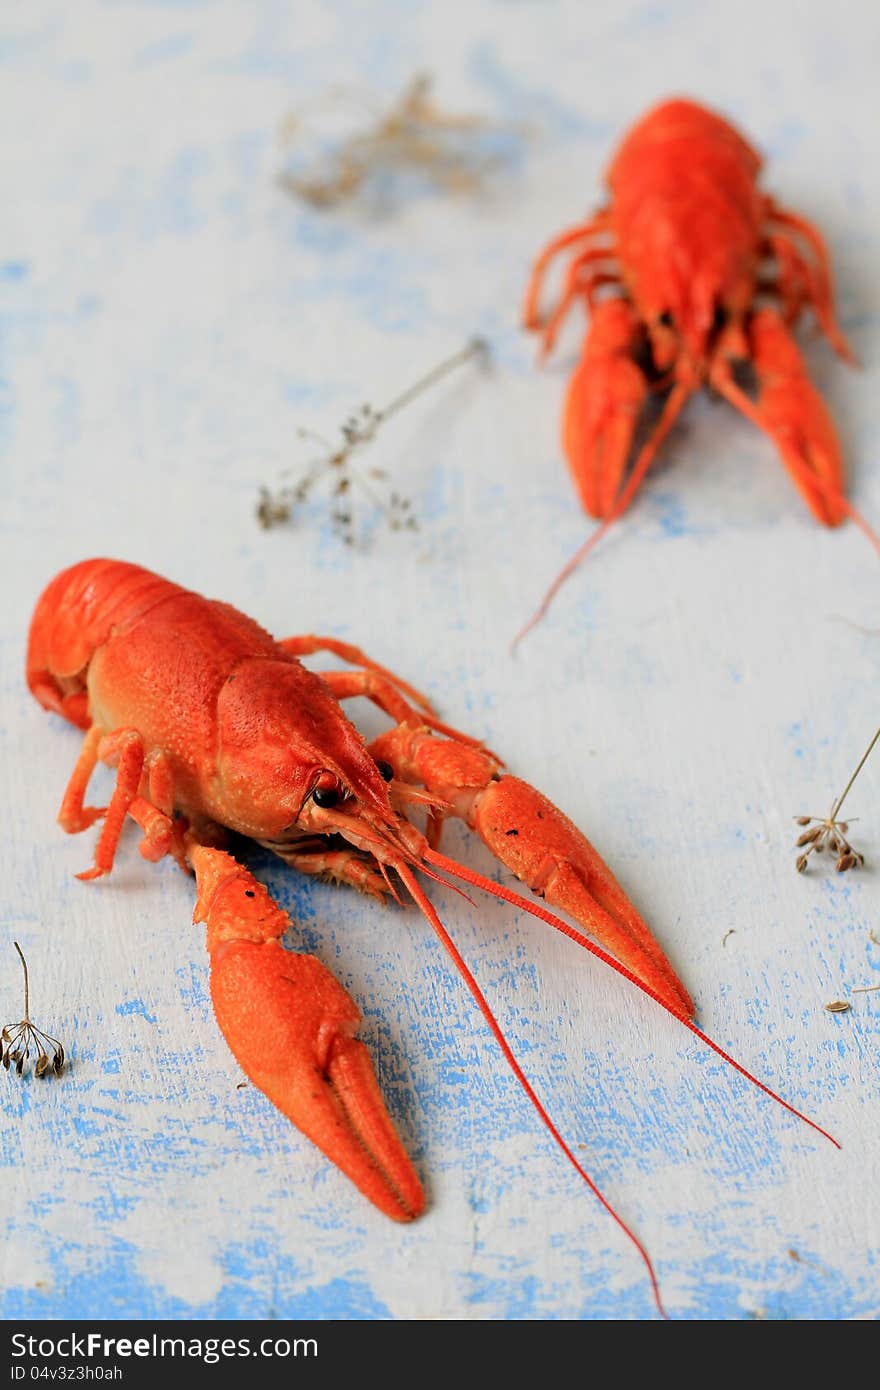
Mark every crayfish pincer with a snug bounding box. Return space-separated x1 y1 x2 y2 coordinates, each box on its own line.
27 559 838 1317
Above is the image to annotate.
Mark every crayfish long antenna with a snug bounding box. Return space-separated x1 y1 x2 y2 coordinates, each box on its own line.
424 847 840 1150
510 517 616 651
512 382 693 650
395 861 669 1320
680 1024 839 1147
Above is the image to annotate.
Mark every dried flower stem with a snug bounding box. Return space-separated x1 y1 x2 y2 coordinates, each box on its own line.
378 338 489 424
257 336 489 543
794 725 879 874
17 941 29 1020
2 942 65 1078
830 726 880 823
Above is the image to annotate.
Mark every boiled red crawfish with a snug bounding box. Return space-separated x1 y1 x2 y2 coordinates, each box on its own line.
27 558 838 1318
516 97 878 644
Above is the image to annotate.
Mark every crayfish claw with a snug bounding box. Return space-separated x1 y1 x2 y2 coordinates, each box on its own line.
748 308 847 526
210 939 425 1222
189 841 424 1222
470 776 694 1019
369 726 693 1019
562 300 649 518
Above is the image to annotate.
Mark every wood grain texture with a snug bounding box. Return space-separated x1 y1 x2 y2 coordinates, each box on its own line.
1 0 878 1322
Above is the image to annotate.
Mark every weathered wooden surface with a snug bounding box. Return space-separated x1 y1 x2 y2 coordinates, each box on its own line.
1 0 878 1321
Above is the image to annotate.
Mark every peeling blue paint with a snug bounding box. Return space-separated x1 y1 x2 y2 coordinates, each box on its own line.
2 0 878 1326
115 998 159 1024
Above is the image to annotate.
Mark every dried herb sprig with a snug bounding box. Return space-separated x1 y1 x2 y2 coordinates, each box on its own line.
794 726 879 874
278 73 508 210
257 336 489 544
1 942 65 1078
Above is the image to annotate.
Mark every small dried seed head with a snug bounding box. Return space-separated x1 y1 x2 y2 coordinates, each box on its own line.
796 816 812 826
836 853 856 872
824 1000 851 1014
796 854 808 873
2 944 67 1080
796 827 823 847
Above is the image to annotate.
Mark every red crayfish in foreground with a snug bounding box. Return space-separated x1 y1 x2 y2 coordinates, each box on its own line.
27 559 837 1318
518 96 877 641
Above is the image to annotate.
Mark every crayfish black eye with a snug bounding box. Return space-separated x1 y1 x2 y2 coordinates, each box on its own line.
658 310 675 329
713 304 729 331
312 784 340 808
311 772 342 808
376 760 394 782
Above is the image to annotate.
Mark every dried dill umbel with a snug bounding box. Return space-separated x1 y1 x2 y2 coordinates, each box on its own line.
2 942 65 1078
257 337 489 545
794 726 879 875
278 73 512 211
